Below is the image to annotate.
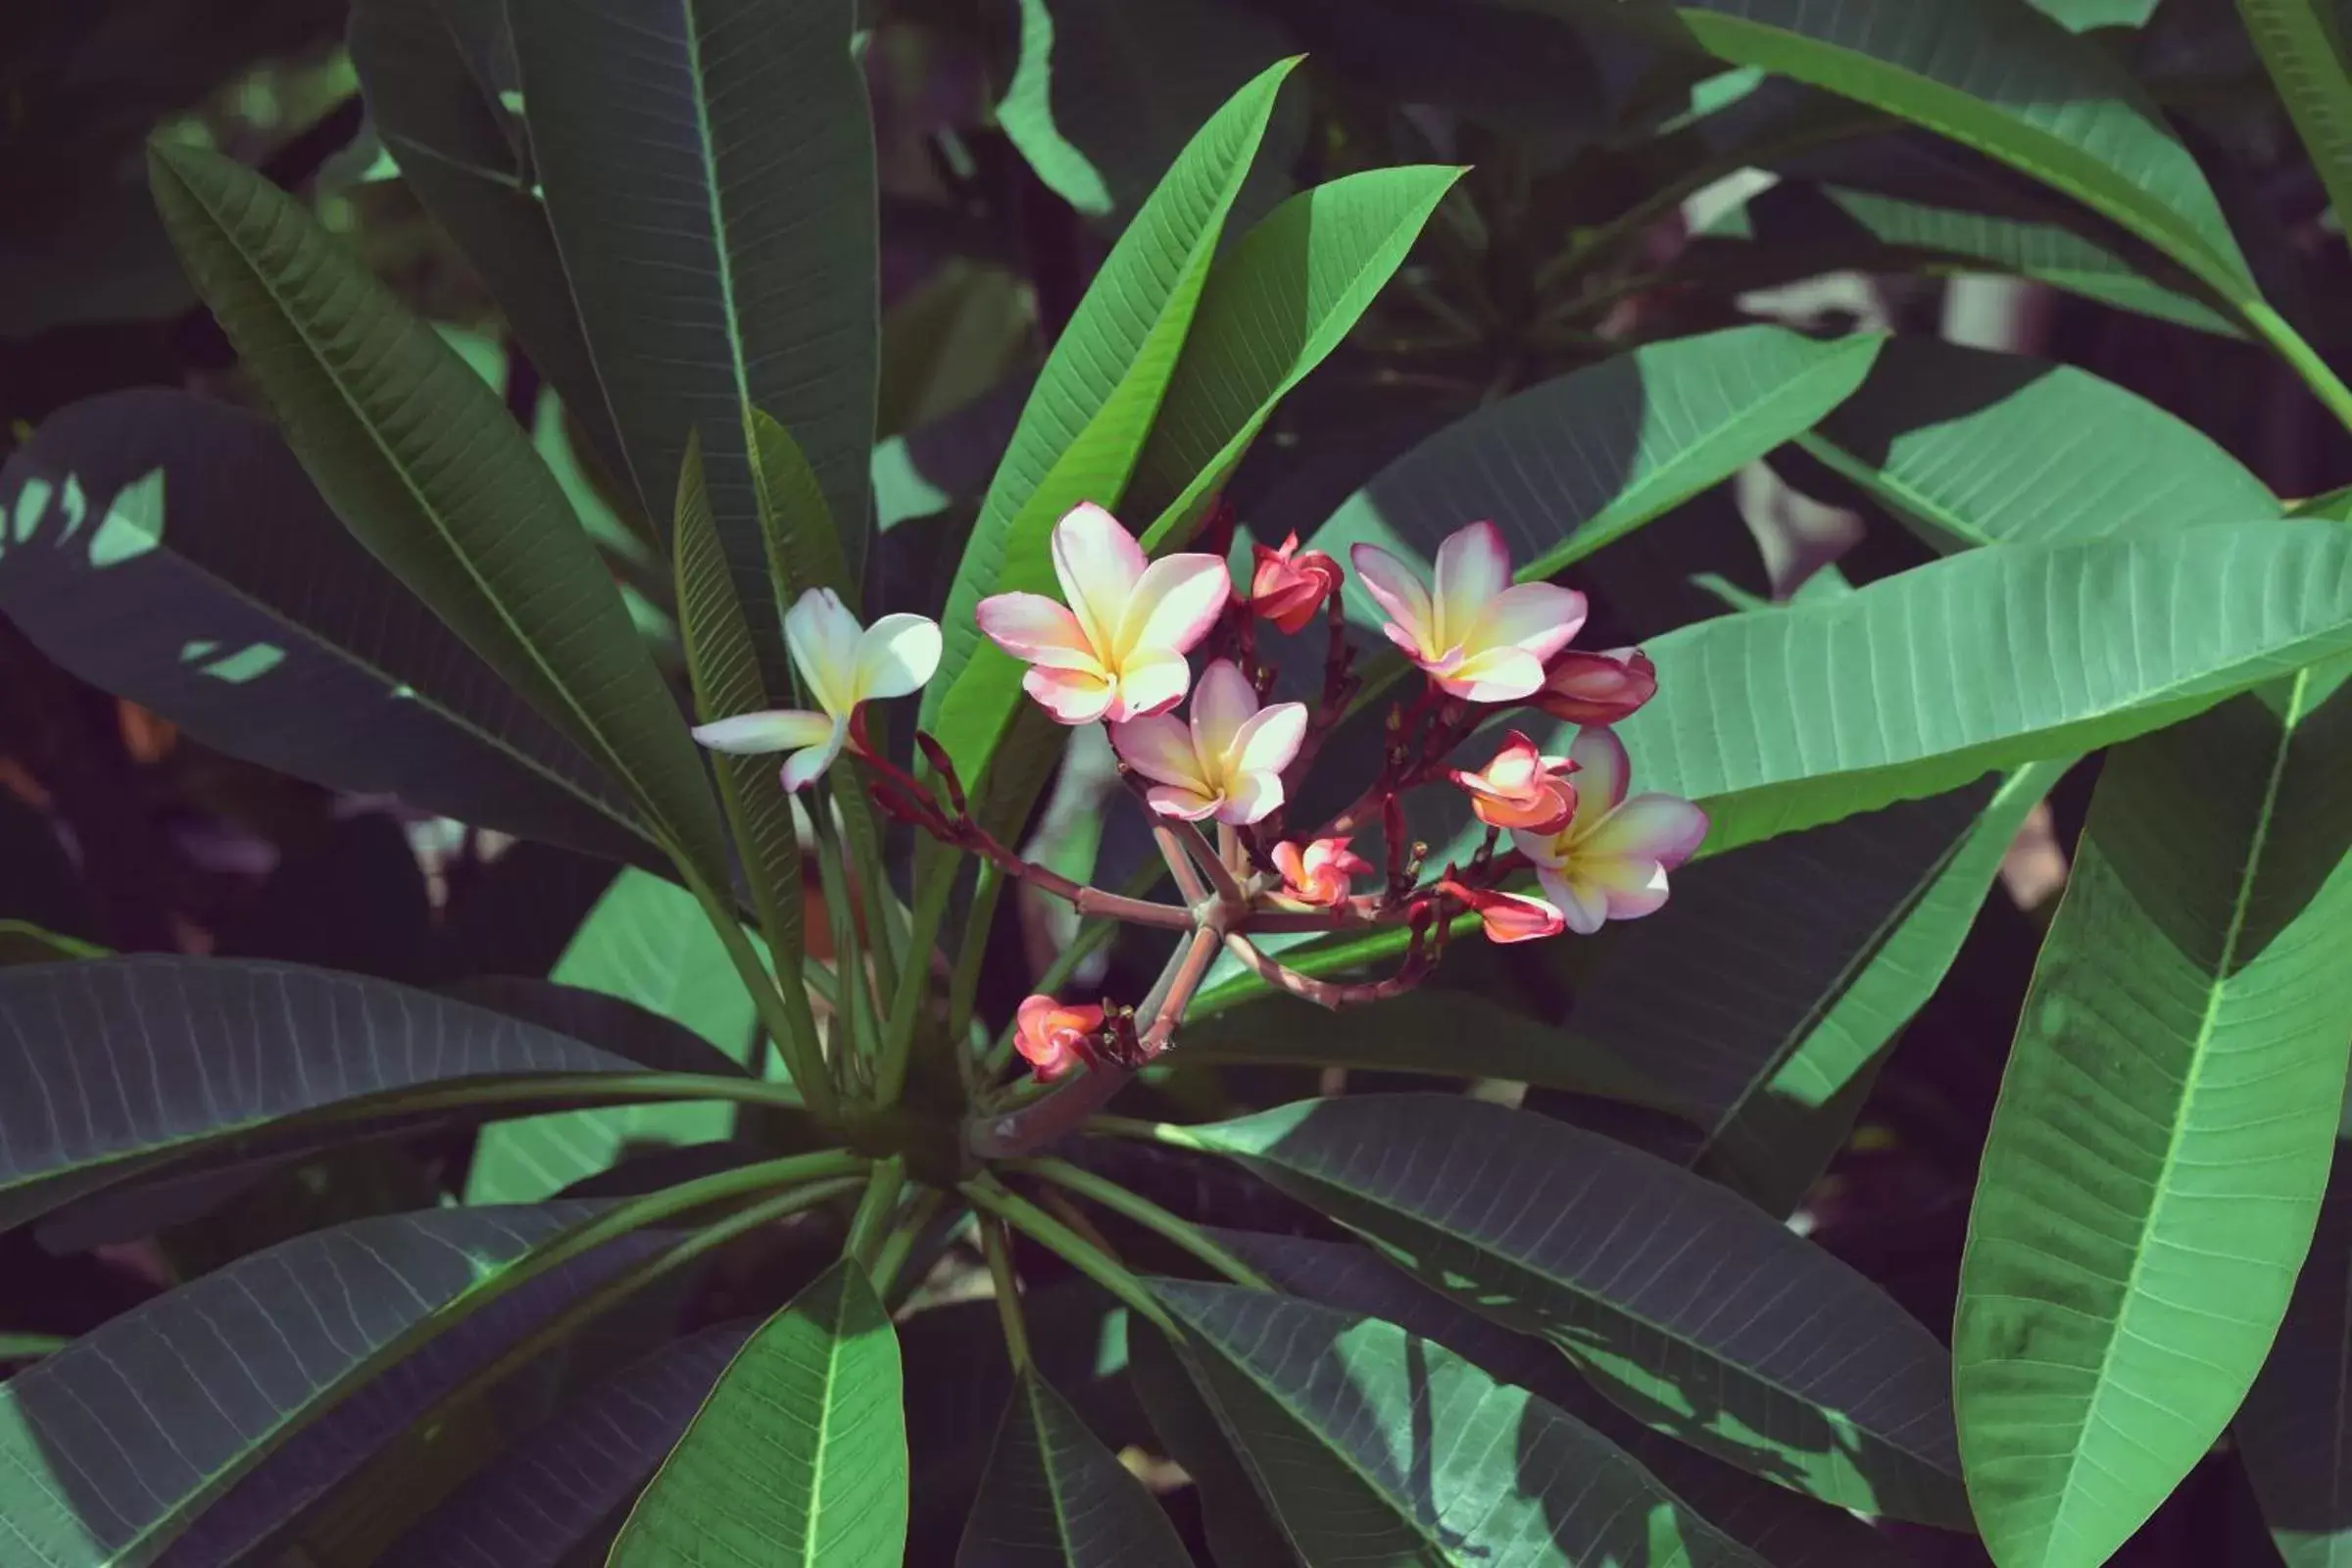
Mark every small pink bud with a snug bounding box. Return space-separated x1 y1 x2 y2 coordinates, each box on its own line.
1272 836 1372 907
1448 730 1578 834
1249 532 1343 635
1438 878 1567 944
1536 647 1656 726
1014 994 1106 1081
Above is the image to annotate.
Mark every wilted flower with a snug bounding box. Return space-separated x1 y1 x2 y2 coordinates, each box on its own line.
1110 659 1306 825
1272 836 1371 907
1448 730 1577 834
975 502 1230 725
1438 878 1567 944
1537 647 1657 726
1511 726 1707 934
1249 532 1342 634
1349 521 1586 703
693 588 940 791
1014 994 1103 1081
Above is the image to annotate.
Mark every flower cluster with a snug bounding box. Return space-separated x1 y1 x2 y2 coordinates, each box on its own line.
692 500 1702 1093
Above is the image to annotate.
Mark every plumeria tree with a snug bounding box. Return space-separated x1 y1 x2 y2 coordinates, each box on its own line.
6 2 2352 1567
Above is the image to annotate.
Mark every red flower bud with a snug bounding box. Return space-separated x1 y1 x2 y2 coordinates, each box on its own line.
1536 647 1656 726
1014 995 1105 1081
1250 532 1343 635
1438 878 1566 944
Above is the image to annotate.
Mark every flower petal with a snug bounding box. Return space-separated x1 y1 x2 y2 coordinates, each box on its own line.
1566 725 1632 815
1118 554 1230 662
1349 543 1437 654
1436 646 1546 704
1229 701 1307 777
1432 521 1514 649
1110 712 1209 793
1592 857 1673 921
1107 649 1192 720
1585 793 1709 869
976 593 1100 671
1470 581 1587 664
1052 502 1147 653
777 717 851 793
1215 769 1284 825
1188 659 1260 764
1146 783 1224 820
1016 993 1059 1043
691 709 836 755
1539 646 1656 725
784 588 863 716
853 613 942 703
1536 865 1608 936
1024 665 1116 725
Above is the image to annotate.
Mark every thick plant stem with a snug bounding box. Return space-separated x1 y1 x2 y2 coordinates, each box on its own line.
843 1156 906 1271
870 1188 948 1304
980 1214 1033 1371
961 1174 1174 1334
1012 1157 1274 1291
2245 300 2352 434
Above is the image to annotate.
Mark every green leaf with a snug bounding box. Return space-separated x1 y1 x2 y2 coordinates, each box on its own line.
1123 163 1465 547
1125 1323 1299 1568
1646 0 2256 305
346 0 628 484
1184 1094 1969 1524
0 922 105 966
380 1323 754 1568
956 1369 1190 1568
1609 518 2352 854
508 0 878 672
2026 0 2160 28
0 956 650 1232
674 437 804 964
0 1203 612 1566
1305 324 1882 601
923 57 1300 783
466 868 761 1204
146 141 730 888
1218 1228 1915 1568
2237 1140 2352 1568
0 388 657 865
1955 669 2352 1568
611 1260 907 1567
1801 337 2281 552
1154 1279 1773 1566
2236 0 2352 253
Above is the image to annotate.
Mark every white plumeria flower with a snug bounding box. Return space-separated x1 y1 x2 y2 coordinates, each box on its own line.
1110 659 1307 825
692 588 941 792
1350 520 1587 704
975 502 1231 725
1509 725 1708 934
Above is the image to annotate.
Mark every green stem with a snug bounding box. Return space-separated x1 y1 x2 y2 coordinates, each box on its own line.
812 810 878 1070
0 1334 67 1360
1010 1158 1273 1291
676 852 838 1122
843 1157 906 1271
833 774 904 1006
946 862 1006 1046
877 855 958 1105
870 1187 947 1302
2244 300 2352 434
979 1214 1033 1371
1083 1115 1202 1150
960 1174 1174 1334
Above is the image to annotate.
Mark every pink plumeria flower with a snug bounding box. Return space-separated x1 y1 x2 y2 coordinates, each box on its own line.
1449 730 1578 834
1014 995 1104 1081
1510 726 1707 935
1250 532 1342 634
1438 878 1567 944
692 588 940 792
1271 836 1371 908
1110 659 1306 825
1349 521 1586 703
975 502 1230 725
1537 647 1657 726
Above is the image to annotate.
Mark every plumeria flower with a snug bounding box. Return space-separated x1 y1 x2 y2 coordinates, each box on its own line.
1438 878 1567 944
1272 836 1371 907
1449 730 1578 834
1349 521 1586 703
1510 726 1707 935
1110 659 1307 825
1250 531 1342 634
1537 647 1657 726
975 502 1230 725
692 588 940 792
1014 994 1103 1081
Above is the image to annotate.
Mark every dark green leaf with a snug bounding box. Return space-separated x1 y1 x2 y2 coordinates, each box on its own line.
1125 1322 1299 1568
957 1369 1190 1568
1185 1094 1968 1524
1956 667 2352 1568
0 389 654 864
2235 0 2352 251
2238 1141 2352 1568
